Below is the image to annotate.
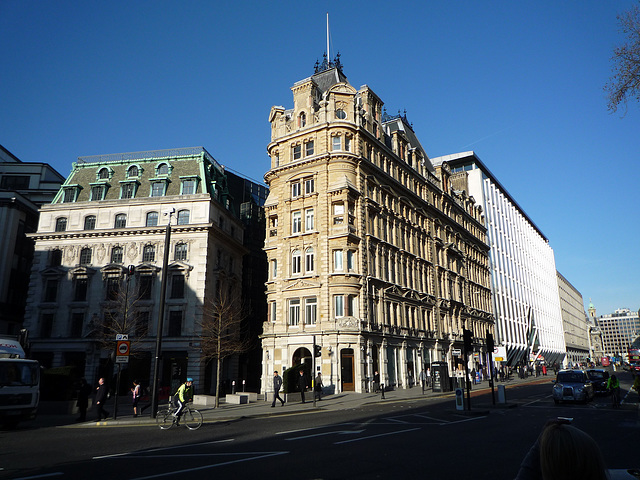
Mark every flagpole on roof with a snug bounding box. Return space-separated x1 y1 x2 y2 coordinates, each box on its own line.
326 12 330 63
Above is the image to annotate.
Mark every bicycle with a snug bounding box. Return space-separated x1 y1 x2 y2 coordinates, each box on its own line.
156 401 203 430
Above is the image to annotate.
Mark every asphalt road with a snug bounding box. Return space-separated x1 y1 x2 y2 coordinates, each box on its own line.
2 373 639 480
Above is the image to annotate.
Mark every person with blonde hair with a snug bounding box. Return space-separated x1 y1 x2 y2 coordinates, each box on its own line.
515 420 609 480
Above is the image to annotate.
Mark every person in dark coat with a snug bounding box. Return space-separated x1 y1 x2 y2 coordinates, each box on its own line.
271 371 285 407
76 378 91 422
298 370 307 403
314 372 323 401
95 377 109 421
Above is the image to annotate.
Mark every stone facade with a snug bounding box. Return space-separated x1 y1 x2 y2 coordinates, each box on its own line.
23 147 264 396
260 64 493 394
556 271 589 365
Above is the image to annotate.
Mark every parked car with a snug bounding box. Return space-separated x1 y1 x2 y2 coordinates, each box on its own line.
552 369 594 404
586 369 610 394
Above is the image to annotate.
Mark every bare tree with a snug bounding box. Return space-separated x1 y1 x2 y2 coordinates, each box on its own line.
605 3 640 114
88 274 149 356
199 282 253 408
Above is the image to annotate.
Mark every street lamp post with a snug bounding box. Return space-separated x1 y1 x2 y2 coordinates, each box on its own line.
151 209 174 418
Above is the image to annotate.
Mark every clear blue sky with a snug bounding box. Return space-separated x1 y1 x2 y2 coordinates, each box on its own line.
2 0 638 317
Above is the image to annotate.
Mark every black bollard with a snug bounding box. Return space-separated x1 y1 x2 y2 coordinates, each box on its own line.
381 383 385 399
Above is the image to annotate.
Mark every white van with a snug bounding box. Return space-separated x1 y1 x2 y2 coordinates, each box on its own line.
0 338 40 427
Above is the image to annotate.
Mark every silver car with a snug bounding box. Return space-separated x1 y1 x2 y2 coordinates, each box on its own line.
552 369 594 404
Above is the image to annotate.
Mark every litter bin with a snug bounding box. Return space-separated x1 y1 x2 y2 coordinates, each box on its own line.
431 362 451 392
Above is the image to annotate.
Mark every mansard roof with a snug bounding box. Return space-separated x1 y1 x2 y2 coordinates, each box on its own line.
54 146 226 203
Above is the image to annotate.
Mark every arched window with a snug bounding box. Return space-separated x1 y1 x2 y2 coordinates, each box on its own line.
55 217 67 232
111 246 123 264
146 211 158 227
143 245 156 262
298 112 306 128
127 165 139 178
335 109 346 120
79 247 92 265
175 243 188 261
305 247 314 272
177 209 190 225
157 163 169 175
114 214 127 228
98 168 109 179
292 249 301 275
84 215 96 230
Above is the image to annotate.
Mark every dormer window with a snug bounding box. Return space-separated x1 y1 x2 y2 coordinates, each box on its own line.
298 112 306 128
127 165 139 178
157 163 170 176
180 177 198 195
90 184 107 201
150 181 168 197
62 186 80 203
98 168 110 180
336 109 347 120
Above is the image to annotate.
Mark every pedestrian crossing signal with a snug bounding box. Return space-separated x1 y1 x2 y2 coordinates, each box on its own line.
314 345 322 357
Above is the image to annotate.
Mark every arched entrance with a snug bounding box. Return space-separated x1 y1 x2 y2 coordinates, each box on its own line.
292 347 311 367
341 348 355 391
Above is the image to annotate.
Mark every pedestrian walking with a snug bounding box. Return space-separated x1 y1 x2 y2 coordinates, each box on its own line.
298 370 307 403
373 371 380 393
314 372 323 401
94 377 109 421
131 379 141 417
426 367 431 387
271 371 285 407
76 378 91 422
419 369 427 393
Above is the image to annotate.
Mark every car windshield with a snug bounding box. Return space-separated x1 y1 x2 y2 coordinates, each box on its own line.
587 371 606 380
557 372 585 383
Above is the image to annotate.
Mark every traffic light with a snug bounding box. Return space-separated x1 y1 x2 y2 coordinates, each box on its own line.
486 331 494 352
314 344 322 357
127 265 136 275
463 329 473 354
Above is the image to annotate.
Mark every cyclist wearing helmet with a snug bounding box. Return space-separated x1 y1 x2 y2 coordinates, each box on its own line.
174 378 194 423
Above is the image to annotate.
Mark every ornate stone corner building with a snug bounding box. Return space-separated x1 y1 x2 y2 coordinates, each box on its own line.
23 147 259 395
260 60 493 393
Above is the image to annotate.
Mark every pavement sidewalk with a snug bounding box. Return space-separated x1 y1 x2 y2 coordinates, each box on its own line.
35 374 554 428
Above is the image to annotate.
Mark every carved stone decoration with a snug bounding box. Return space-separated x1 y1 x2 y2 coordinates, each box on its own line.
128 242 138 260
96 244 106 263
337 317 360 330
66 246 76 261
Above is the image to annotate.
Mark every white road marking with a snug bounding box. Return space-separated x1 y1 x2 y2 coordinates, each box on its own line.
334 427 420 445
444 416 488 425
129 451 289 480
276 423 356 435
93 439 234 459
285 429 364 441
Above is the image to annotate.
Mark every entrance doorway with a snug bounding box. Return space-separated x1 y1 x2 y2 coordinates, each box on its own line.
341 348 355 391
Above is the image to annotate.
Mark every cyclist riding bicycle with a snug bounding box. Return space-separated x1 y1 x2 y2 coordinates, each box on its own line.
174 378 194 424
607 374 620 409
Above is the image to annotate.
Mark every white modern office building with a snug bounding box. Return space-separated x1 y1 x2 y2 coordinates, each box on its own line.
431 151 566 366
